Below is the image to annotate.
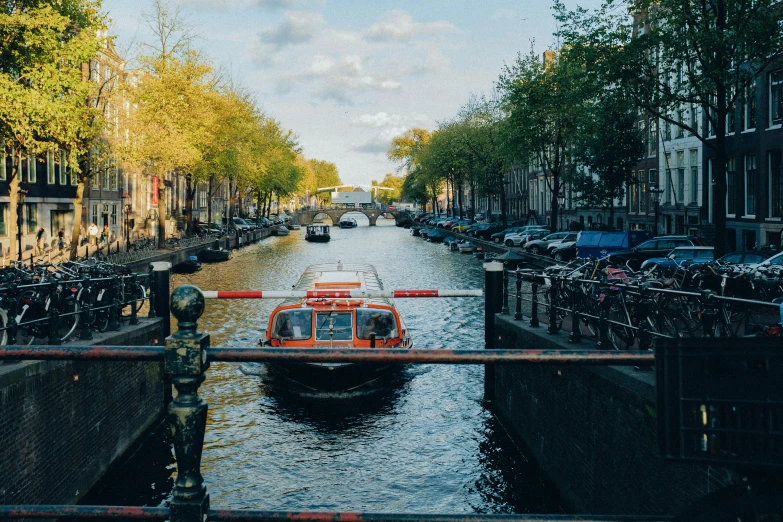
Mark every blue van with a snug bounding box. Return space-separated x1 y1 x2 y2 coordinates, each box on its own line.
575 231 652 259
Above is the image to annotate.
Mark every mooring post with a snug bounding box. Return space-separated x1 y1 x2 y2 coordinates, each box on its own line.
166 285 210 522
514 270 523 321
484 261 503 402
151 261 172 337
530 277 540 328
501 267 510 315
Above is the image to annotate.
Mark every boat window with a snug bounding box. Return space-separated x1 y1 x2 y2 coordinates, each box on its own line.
315 312 353 341
356 309 398 339
273 310 313 340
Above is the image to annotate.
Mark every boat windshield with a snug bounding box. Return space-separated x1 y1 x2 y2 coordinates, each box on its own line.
315 312 353 341
356 309 398 339
273 310 313 340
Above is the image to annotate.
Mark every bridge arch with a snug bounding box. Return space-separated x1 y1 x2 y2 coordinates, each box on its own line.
294 208 406 226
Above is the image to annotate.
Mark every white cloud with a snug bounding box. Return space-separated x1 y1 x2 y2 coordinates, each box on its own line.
492 8 516 21
353 125 411 154
352 112 428 128
253 0 298 8
364 10 457 42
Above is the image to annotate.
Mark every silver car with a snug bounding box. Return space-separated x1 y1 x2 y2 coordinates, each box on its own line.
524 232 578 255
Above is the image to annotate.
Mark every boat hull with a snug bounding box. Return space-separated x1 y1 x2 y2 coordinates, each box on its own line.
268 361 405 392
305 234 331 242
198 249 230 262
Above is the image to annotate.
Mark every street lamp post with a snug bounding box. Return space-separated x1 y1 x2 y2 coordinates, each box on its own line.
16 189 27 261
122 192 131 252
649 185 665 236
557 193 566 231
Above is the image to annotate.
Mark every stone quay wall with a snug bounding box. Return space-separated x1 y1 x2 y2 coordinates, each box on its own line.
0 319 165 506
491 314 737 516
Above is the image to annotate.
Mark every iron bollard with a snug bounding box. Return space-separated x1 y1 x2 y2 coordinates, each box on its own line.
701 289 716 337
502 268 510 315
166 285 210 522
108 276 121 331
80 281 94 341
547 278 559 335
514 270 522 321
47 280 62 345
484 261 504 403
151 262 172 336
530 278 540 328
568 280 582 344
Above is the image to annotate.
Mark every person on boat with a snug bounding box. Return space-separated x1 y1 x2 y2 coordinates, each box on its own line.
375 316 393 338
360 315 377 339
277 319 294 338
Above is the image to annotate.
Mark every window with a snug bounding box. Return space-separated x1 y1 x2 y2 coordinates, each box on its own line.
726 86 735 134
356 309 397 340
111 204 118 225
690 104 697 135
664 119 672 141
59 151 67 185
25 204 37 234
110 163 118 190
770 151 783 218
649 169 657 184
741 83 756 131
640 178 647 213
639 120 647 157
26 155 36 183
315 312 353 341
91 204 98 225
665 153 672 204
676 107 685 138
47 151 55 184
0 146 5 181
689 150 698 204
630 171 639 213
727 158 736 216
771 70 783 127
677 151 685 203
272 310 313 340
0 203 7 236
745 155 758 216
648 119 657 156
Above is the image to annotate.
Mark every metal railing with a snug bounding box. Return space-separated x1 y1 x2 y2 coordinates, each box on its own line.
501 267 782 348
0 283 666 522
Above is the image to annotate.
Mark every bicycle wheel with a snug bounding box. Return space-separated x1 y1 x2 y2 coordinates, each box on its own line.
608 300 635 350
0 308 8 346
57 298 80 342
15 292 46 346
542 283 567 330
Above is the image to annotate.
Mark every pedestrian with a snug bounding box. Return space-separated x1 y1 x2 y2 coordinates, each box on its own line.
35 227 45 256
101 224 110 246
88 222 99 245
58 229 65 252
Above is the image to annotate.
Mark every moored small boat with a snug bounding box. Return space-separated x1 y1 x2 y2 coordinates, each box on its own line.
260 263 412 392
458 241 476 253
305 224 331 242
198 248 231 262
172 255 202 274
287 223 301 230
473 247 485 259
426 228 446 243
272 225 290 236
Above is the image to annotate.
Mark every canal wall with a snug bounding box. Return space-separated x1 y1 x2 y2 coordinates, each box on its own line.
491 314 738 516
125 227 273 273
0 318 165 507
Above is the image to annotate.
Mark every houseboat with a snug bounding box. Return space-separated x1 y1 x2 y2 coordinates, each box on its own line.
305 224 331 242
260 263 412 391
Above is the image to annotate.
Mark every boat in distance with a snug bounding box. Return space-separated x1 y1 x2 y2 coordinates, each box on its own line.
305 224 330 242
338 216 358 228
259 263 412 392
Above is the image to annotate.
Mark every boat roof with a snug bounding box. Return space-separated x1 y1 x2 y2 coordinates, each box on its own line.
276 263 388 307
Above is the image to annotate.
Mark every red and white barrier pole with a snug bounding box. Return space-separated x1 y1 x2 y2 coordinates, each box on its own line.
200 289 483 299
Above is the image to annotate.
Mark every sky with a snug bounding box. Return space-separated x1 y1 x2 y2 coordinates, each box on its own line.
103 0 603 187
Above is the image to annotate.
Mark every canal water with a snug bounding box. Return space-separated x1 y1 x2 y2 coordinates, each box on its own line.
83 215 566 515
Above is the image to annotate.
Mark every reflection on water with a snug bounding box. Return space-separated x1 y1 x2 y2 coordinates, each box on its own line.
82 219 567 514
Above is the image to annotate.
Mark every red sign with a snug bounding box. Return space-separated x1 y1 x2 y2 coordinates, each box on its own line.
151 176 158 205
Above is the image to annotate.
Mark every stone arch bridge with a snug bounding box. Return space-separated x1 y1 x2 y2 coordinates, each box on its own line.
294 208 407 226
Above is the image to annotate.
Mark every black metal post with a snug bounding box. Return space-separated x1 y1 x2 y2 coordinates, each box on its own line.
129 275 140 326
514 270 522 321
166 285 210 522
484 261 503 402
151 262 171 336
530 278 540 327
502 268 510 315
47 280 62 345
547 279 559 335
568 281 582 344
701 290 716 337
147 265 157 319
108 276 121 331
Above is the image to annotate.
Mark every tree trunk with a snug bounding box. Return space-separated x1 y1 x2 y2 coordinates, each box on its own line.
549 175 560 233
458 180 464 220
266 192 273 217
157 175 166 249
69 182 85 260
228 175 235 222
8 155 19 261
185 174 194 236
207 176 214 228
256 192 262 225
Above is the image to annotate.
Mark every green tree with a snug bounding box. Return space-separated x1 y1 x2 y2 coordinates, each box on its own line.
371 173 404 205
555 0 783 254
572 91 644 229
308 159 341 207
0 1 104 259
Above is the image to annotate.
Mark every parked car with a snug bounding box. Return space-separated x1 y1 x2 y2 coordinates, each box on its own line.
504 229 549 247
472 222 505 240
551 240 578 262
232 217 253 232
604 235 702 268
197 222 225 236
640 246 715 270
715 251 767 266
490 225 546 244
524 231 578 255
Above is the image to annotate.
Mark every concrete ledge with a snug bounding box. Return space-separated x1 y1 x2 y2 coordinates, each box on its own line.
493 313 737 516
